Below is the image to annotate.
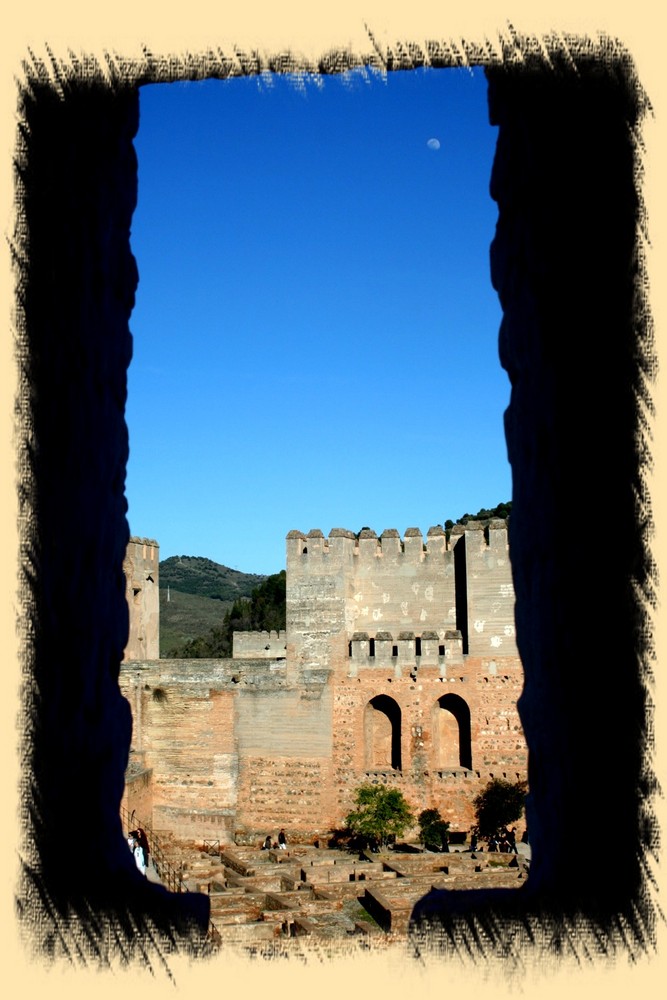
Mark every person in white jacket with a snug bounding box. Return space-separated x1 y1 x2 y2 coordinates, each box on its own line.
128 831 147 876
133 838 147 876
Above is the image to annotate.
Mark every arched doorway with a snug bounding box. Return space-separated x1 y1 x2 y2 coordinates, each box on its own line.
364 695 402 771
433 693 472 770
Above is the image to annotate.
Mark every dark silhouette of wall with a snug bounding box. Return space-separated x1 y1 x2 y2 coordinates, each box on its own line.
411 49 656 959
16 78 209 963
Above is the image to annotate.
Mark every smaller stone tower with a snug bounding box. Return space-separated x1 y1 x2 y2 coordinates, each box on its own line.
123 537 160 660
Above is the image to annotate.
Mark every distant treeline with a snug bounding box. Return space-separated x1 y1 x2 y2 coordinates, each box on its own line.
444 501 511 531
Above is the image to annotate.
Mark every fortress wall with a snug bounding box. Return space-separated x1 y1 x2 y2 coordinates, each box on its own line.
235 686 333 757
425 771 527 834
345 528 457 640
142 685 238 803
119 652 526 839
472 657 526 768
287 527 459 681
286 531 350 676
235 756 337 836
233 629 287 659
331 662 527 832
119 518 525 841
119 660 338 837
460 520 518 657
119 664 239 831
123 537 160 660
348 630 463 673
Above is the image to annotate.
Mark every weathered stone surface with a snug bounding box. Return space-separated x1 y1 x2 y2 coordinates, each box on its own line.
123 538 160 660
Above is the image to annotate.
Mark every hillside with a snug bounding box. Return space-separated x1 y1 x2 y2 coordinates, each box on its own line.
160 555 265 600
159 555 266 657
160 589 234 658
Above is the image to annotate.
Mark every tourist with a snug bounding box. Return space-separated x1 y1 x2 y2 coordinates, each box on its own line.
262 834 272 850
469 832 478 852
133 837 147 876
508 828 519 854
278 828 287 850
136 827 150 868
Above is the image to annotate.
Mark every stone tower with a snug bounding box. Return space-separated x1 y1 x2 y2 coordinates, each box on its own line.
123 537 160 660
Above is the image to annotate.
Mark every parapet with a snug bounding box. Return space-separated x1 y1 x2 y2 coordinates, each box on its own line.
232 630 287 660
128 536 159 547
449 520 509 552
347 628 464 674
287 525 463 563
124 536 160 569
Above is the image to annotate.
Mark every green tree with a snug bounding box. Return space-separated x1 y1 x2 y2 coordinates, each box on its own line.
473 777 527 839
417 808 450 851
345 784 414 848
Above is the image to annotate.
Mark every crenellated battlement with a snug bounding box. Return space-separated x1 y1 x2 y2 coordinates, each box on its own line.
346 628 464 677
287 521 509 564
286 518 515 667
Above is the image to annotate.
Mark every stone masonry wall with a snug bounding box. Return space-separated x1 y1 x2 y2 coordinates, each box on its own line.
120 662 239 835
459 520 518 657
122 768 154 826
233 629 287 659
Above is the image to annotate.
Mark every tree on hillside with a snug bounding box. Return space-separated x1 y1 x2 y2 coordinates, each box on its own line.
473 777 527 839
345 784 414 850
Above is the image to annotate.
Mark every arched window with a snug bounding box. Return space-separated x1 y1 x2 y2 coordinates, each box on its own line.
364 695 402 771
433 693 472 770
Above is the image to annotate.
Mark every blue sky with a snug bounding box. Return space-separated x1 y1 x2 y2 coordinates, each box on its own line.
126 66 511 576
